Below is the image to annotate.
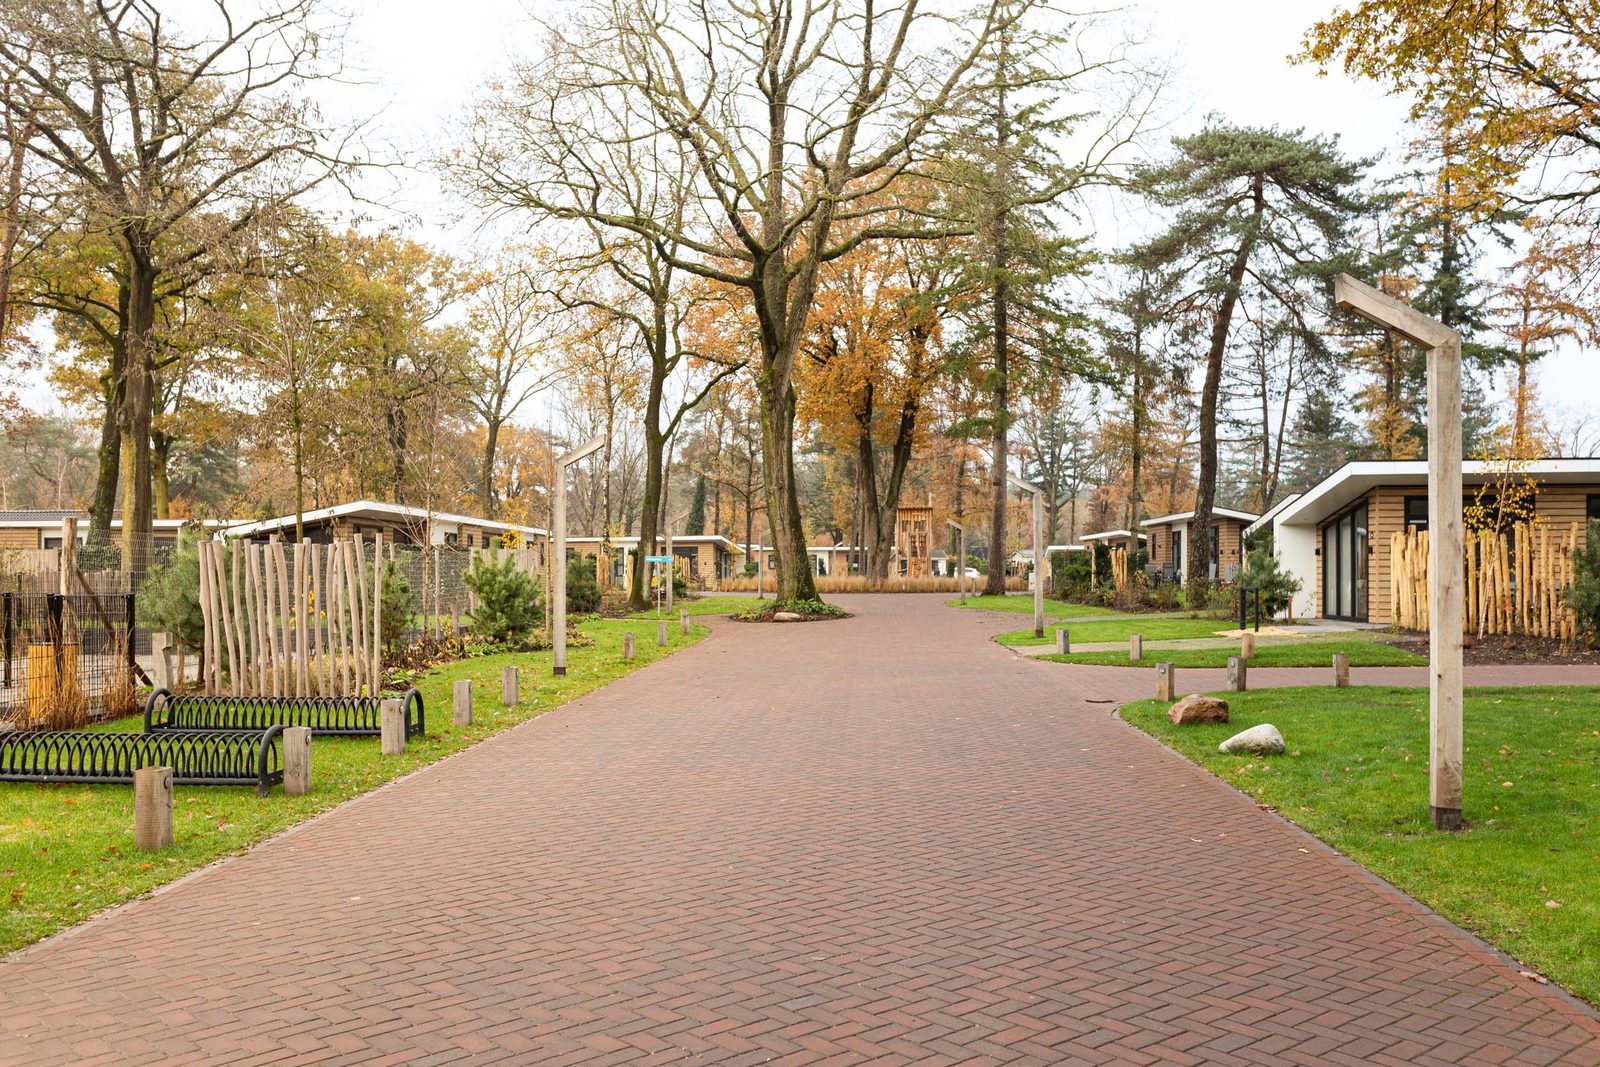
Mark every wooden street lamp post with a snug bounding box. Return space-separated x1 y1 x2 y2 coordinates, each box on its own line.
1334 273 1464 830
553 435 606 677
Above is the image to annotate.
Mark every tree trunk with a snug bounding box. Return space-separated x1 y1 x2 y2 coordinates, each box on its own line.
386 376 408 502
1189 174 1263 597
88 341 125 545
628 372 667 613
1130 342 1145 545
151 430 171 520
480 418 501 519
757 369 818 604
120 251 156 574
985 268 1010 596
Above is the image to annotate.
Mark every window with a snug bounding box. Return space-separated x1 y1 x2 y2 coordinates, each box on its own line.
1170 529 1183 571
1404 495 1428 532
1322 502 1369 621
1588 495 1600 522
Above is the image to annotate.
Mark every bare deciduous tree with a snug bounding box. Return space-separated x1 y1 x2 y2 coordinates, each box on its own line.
0 0 355 568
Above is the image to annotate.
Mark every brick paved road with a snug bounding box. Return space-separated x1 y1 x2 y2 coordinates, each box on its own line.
4 594 1599 1065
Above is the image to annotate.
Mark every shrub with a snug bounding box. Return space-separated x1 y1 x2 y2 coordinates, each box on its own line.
463 548 544 642
566 555 601 614
742 561 758 577
1570 519 1600 645
380 559 415 651
1238 543 1303 617
136 533 204 651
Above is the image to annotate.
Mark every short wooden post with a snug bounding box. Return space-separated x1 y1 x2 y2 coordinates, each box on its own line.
1333 652 1350 688
1056 628 1070 655
283 727 312 796
657 620 667 647
1156 662 1176 702
1129 634 1142 662
501 665 519 706
451 607 462 635
623 632 635 661
151 631 174 690
453 678 473 726
680 608 690 635
133 765 174 851
1227 656 1248 693
1240 632 1255 659
380 699 405 754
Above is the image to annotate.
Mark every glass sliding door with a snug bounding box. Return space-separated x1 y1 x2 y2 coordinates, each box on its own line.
1321 502 1369 621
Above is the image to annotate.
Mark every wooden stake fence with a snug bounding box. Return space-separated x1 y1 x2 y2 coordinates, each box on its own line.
196 534 386 697
1391 522 1579 640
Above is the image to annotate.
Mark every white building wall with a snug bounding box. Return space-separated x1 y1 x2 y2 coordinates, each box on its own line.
1275 522 1318 620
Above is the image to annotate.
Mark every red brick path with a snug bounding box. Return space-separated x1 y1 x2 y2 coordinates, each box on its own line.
3 595 1598 1065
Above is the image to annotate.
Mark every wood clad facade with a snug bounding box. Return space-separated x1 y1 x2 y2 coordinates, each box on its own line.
1147 517 1250 576
1315 483 1600 624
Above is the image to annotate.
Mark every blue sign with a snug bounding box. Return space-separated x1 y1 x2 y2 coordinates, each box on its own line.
645 555 673 563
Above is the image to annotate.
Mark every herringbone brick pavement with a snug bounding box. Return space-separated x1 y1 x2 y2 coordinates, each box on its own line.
3 594 1598 1065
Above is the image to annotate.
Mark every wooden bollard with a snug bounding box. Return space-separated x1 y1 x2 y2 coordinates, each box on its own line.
453 679 473 726
1240 632 1255 659
657 620 668 647
133 765 174 851
151 631 174 690
1129 634 1143 662
451 607 462 635
680 609 690 635
501 665 519 706
1227 656 1248 693
1156 662 1176 702
283 727 312 796
380 699 406 754
623 632 635 661
1333 651 1350 688
1056 628 1070 655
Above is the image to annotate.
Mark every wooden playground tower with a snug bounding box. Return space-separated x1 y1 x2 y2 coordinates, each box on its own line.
894 495 935 578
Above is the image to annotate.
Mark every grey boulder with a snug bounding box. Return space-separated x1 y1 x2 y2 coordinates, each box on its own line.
1218 724 1285 755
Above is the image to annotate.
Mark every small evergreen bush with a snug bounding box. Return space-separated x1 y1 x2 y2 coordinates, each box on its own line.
566 555 601 614
136 533 205 651
1238 543 1303 616
380 559 415 651
463 549 544 642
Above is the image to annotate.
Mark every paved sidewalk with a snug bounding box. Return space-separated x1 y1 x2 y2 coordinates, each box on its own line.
3 594 1599 1065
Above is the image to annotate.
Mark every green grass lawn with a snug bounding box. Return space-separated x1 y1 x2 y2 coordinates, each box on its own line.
947 593 1125 617
997 614 1228 647
0 618 705 955
627 594 752 619
1042 635 1427 668
1122 685 1600 1005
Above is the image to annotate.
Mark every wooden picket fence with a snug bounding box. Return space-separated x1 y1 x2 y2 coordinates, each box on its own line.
195 534 386 698
1087 547 1129 590
1390 523 1580 639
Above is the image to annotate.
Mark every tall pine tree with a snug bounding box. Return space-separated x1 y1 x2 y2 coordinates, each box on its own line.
1131 125 1369 599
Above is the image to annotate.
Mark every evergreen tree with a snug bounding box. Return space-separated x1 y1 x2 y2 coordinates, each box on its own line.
1284 384 1362 492
939 1 1106 596
1130 124 1370 598
685 475 707 536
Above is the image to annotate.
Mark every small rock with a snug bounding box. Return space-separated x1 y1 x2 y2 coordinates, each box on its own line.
1168 695 1229 726
1218 724 1286 755
772 611 804 622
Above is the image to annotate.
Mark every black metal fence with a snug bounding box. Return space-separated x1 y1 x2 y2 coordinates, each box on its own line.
0 592 140 729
